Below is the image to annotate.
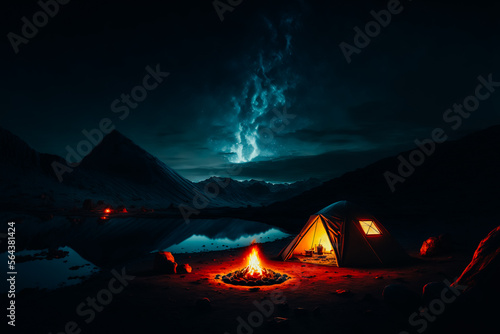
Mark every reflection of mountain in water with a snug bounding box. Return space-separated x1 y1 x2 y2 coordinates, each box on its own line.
6 214 286 267
153 218 287 252
164 228 287 253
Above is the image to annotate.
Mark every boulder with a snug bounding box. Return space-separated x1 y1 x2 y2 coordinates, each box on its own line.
420 237 440 256
425 226 500 333
453 225 500 295
177 264 192 274
154 251 177 274
382 284 420 311
420 234 454 257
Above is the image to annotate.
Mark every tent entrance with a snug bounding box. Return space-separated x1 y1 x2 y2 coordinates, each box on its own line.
295 253 338 266
290 216 338 266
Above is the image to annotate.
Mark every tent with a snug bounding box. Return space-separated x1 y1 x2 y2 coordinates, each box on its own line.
279 201 407 267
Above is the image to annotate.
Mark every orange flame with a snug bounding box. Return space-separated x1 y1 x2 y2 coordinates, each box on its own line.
246 247 264 278
104 208 111 213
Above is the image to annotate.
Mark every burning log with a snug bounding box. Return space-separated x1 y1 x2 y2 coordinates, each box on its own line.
220 246 290 286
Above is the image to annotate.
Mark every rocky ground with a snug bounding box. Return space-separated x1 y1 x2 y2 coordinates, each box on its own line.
12 226 494 334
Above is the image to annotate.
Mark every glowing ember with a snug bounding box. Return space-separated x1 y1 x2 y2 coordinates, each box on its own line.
219 246 290 286
104 208 112 213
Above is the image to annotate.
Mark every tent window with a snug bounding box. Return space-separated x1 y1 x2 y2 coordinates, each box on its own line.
359 220 381 235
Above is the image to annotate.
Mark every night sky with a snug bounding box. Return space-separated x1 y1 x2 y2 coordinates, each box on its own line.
2 0 500 182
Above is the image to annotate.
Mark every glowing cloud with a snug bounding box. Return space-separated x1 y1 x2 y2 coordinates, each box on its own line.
224 16 300 164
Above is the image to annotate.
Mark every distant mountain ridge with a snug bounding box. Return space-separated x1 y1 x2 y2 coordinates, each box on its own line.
3 124 499 220
196 177 322 204
0 128 320 210
256 124 500 229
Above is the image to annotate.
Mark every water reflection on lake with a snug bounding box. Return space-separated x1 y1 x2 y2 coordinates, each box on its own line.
0 246 98 293
163 227 288 253
1 213 289 291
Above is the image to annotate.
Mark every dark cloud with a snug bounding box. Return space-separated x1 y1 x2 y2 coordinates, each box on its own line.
2 0 500 182
177 146 399 182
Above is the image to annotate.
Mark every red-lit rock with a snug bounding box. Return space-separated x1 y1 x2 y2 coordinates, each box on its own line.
420 234 454 257
453 225 500 293
154 251 177 274
420 237 439 256
177 264 192 274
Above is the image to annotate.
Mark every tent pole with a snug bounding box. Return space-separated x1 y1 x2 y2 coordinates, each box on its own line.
284 216 317 260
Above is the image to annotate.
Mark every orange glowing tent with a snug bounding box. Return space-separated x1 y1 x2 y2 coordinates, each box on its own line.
279 201 407 267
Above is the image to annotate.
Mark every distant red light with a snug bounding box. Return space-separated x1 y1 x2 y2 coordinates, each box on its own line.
122 208 128 213
104 208 111 213
100 216 108 220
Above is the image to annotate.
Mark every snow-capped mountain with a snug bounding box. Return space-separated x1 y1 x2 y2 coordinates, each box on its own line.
196 177 322 205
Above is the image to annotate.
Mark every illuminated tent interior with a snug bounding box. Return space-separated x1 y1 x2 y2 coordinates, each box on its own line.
279 201 407 267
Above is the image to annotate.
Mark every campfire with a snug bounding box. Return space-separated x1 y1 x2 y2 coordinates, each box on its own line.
221 246 290 286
